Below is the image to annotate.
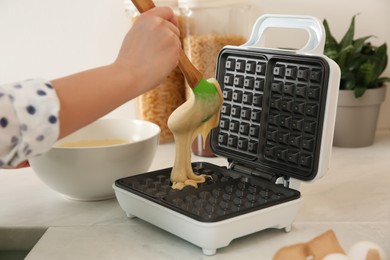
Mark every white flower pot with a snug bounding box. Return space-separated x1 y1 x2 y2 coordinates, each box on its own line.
333 86 387 147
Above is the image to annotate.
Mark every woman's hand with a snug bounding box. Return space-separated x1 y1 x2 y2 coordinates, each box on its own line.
52 6 181 139
114 7 181 96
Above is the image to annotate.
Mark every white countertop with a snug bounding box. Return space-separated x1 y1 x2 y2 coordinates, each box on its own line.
1 130 390 259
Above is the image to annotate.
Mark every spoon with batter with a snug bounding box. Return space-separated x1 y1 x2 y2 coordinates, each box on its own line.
168 78 222 189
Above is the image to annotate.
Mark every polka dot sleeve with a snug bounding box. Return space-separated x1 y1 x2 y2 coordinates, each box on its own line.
0 79 60 167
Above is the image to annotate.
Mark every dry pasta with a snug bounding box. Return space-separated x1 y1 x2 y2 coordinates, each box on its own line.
136 16 186 143
137 66 185 143
183 34 247 79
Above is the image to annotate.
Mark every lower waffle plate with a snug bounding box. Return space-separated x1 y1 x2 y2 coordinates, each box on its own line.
115 162 300 223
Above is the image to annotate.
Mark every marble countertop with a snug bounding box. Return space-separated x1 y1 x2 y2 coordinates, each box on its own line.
1 130 389 259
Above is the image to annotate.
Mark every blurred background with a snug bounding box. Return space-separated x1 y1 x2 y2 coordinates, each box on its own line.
0 0 389 128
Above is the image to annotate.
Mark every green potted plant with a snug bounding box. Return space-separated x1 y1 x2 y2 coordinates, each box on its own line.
323 15 390 147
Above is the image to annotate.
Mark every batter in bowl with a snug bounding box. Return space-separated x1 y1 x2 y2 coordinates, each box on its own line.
168 78 223 190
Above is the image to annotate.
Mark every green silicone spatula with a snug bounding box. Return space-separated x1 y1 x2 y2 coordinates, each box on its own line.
131 0 219 100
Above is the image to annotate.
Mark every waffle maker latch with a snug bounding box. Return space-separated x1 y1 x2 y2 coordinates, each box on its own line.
228 159 302 190
228 160 277 181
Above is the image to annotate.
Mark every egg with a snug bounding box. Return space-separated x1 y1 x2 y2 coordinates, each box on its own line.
348 241 384 260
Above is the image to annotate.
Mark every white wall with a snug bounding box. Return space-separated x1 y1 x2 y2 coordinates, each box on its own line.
1 0 389 127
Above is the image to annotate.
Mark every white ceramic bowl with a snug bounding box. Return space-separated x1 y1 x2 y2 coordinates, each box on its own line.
29 118 160 201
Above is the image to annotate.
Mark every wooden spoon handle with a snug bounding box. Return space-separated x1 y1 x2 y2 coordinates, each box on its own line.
131 0 155 12
131 0 202 88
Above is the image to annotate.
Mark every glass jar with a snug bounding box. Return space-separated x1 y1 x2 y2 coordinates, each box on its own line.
178 0 251 156
124 0 186 143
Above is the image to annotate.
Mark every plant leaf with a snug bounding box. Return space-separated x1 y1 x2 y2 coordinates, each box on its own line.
372 43 388 80
356 62 374 86
343 77 355 90
354 86 366 98
323 19 339 53
339 14 358 50
325 50 339 60
352 36 373 55
337 44 355 74
347 54 368 72
377 76 390 86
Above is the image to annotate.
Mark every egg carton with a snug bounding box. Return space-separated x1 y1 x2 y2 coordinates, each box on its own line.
114 14 340 255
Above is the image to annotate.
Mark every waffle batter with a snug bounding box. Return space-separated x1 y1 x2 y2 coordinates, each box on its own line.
168 78 222 190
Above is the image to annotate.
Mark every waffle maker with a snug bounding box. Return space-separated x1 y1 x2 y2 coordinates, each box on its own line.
113 14 340 255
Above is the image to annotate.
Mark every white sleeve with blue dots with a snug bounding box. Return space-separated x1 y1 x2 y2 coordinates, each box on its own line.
0 79 60 167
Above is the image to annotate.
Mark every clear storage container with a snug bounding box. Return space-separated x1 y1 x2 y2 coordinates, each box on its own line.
124 0 186 143
178 0 251 156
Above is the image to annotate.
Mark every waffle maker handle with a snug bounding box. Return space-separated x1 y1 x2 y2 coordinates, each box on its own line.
243 14 325 55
